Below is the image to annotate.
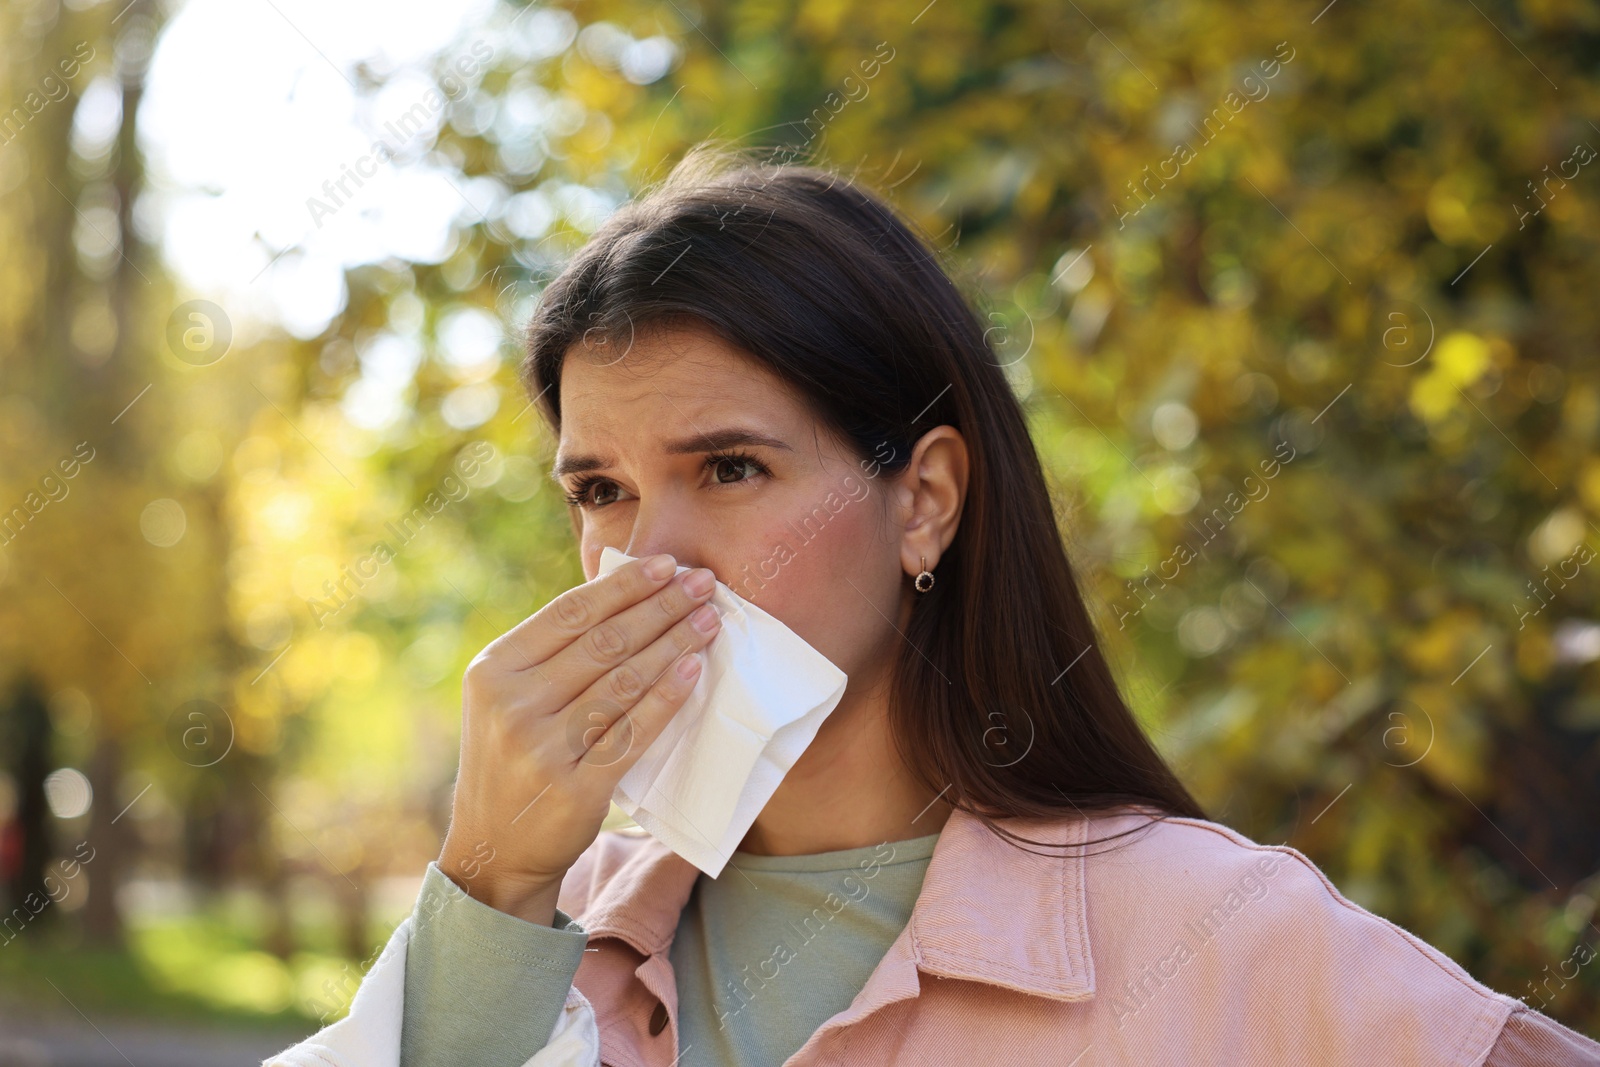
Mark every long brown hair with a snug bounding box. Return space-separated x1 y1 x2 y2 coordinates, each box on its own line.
522 144 1207 855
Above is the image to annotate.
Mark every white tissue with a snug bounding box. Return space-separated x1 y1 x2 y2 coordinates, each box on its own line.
594 546 848 878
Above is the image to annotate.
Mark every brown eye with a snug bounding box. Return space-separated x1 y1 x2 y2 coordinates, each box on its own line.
591 481 619 505
563 477 624 509
713 457 753 484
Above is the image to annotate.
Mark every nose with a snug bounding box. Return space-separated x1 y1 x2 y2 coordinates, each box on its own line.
621 499 709 575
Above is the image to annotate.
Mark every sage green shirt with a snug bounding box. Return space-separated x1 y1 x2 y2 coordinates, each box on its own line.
399 862 590 1065
399 832 942 1067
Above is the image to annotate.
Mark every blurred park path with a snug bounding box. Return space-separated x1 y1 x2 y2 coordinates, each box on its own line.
0 998 303 1067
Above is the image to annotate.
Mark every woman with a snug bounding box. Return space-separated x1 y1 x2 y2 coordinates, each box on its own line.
270 147 1600 1067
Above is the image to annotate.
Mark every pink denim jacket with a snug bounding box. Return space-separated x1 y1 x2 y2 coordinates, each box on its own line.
558 806 1599 1067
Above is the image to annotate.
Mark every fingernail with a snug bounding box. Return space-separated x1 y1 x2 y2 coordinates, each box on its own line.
676 653 702 679
683 568 715 597
643 554 676 580
690 604 720 633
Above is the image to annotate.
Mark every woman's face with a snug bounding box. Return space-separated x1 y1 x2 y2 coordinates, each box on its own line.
552 321 909 678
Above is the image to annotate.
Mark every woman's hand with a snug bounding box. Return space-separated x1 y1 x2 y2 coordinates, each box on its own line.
437 553 721 925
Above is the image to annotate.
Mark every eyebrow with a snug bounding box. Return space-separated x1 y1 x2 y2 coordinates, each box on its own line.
550 427 794 480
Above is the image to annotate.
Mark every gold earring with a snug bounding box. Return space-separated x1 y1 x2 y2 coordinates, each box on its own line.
915 555 935 594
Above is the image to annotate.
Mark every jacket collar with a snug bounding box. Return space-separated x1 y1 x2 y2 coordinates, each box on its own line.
577 807 1098 1002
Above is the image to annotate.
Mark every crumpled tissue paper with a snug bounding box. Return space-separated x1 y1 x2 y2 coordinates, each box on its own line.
594 546 848 878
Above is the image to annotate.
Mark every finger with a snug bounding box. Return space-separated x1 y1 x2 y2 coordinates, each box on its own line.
575 649 705 778
533 566 717 708
482 553 680 671
559 600 721 756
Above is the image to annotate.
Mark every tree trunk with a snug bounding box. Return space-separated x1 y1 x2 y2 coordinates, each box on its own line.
80 738 124 947
0 676 54 936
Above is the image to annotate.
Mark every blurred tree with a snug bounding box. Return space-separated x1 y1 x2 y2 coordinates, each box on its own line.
3 0 1597 1036
0 677 52 935
0 0 241 949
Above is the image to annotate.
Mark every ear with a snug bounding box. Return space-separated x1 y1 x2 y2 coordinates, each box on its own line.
893 425 969 580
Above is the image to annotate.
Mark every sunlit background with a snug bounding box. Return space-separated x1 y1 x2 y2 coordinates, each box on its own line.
3 0 1599 1058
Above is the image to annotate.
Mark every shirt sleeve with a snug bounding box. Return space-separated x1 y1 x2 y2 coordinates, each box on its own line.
1485 1005 1600 1066
399 861 591 1067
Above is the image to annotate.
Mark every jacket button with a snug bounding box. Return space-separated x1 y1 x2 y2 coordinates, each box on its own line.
648 1000 669 1036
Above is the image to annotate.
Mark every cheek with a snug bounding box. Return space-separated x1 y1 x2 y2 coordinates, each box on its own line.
725 495 896 671
576 509 634 579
